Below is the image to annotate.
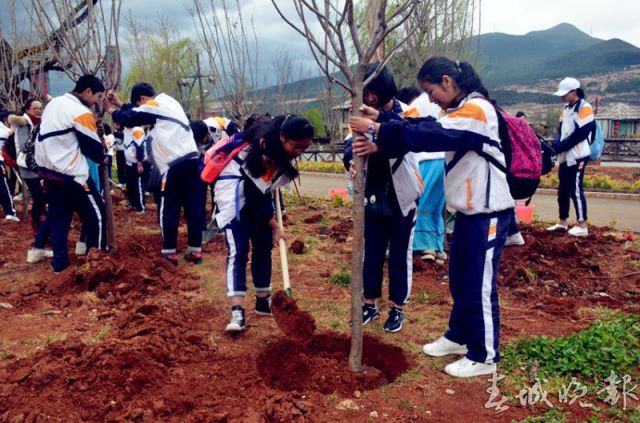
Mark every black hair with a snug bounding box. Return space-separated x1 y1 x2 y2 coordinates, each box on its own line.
576 88 585 99
103 123 112 135
130 82 156 105
396 87 421 105
21 98 42 115
73 75 105 94
0 110 10 122
515 111 526 118
245 114 314 181
226 120 239 136
364 63 397 107
417 56 490 100
190 120 210 145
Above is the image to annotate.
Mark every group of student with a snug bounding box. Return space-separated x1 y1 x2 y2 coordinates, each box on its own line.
0 55 595 379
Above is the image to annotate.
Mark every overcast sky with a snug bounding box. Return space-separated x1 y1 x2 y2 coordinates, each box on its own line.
2 0 639 93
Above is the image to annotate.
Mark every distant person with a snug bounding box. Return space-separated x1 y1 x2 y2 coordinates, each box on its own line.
515 111 526 119
35 75 107 273
0 111 18 222
546 77 594 237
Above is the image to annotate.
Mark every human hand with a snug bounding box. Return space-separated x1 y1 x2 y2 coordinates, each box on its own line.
352 134 379 156
349 116 374 134
107 91 123 108
348 160 356 178
358 105 379 121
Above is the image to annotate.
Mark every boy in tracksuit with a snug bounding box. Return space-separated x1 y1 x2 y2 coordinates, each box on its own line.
123 126 147 212
35 75 107 273
343 65 423 333
113 121 127 186
0 112 19 222
105 82 203 265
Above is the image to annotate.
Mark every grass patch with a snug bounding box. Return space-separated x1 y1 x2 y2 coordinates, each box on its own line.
324 392 338 405
95 324 111 341
42 333 68 347
503 314 640 380
328 271 351 287
297 161 344 174
413 289 445 305
398 399 415 412
513 408 569 423
541 174 640 192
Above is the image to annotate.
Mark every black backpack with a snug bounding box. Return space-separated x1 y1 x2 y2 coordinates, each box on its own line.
538 135 556 176
24 124 40 172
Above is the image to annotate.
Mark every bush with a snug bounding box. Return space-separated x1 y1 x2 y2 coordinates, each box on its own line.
328 271 351 287
297 161 345 174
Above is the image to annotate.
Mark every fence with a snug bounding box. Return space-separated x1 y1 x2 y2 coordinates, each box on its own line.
299 139 640 163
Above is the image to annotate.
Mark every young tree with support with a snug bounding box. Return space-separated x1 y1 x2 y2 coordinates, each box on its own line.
270 0 420 372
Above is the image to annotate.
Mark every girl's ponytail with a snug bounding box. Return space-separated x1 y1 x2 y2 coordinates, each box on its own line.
417 56 490 101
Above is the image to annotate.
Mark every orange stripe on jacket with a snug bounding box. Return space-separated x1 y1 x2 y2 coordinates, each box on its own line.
465 178 473 209
144 99 160 107
578 104 593 120
402 107 420 119
447 103 487 123
73 113 97 132
132 128 145 140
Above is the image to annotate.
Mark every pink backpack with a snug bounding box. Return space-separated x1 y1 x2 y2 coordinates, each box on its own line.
497 112 542 200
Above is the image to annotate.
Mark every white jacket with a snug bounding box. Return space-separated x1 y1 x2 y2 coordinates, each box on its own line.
123 127 146 164
133 93 197 175
558 100 593 166
36 93 103 185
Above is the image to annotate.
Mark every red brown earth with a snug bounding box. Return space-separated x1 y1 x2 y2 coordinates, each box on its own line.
0 191 639 422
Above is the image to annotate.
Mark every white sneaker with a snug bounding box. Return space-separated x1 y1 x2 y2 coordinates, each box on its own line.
27 248 54 263
421 250 436 261
75 241 87 256
444 357 497 378
568 226 588 237
546 223 568 232
422 336 468 357
435 251 448 261
4 215 20 222
505 232 525 246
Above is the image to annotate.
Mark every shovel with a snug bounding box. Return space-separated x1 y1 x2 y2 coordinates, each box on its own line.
274 189 292 297
202 215 218 244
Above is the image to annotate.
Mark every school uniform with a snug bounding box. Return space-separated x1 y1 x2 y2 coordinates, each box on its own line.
113 130 127 184
376 92 515 363
552 100 594 222
112 93 202 255
404 94 447 254
344 99 424 306
204 116 233 143
35 93 107 272
0 122 17 218
123 126 147 212
214 145 290 297
104 133 115 184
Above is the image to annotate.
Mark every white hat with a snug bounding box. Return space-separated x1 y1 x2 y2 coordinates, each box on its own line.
554 77 580 96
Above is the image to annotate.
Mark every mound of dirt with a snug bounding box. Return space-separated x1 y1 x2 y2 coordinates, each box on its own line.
271 290 316 343
329 219 353 243
289 239 305 255
257 332 412 395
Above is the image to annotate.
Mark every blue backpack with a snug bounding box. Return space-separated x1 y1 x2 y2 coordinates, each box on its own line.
589 120 605 161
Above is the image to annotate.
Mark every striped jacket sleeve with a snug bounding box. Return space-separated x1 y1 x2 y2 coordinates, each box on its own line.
552 102 595 153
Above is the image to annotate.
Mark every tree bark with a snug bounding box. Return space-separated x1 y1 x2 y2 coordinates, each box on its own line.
348 63 368 372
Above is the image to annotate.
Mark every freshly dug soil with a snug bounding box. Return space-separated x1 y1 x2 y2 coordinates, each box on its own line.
271 289 317 343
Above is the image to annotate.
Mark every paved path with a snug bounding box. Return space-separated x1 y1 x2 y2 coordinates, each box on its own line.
298 172 640 232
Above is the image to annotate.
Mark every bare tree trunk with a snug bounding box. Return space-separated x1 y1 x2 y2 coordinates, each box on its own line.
348 64 368 372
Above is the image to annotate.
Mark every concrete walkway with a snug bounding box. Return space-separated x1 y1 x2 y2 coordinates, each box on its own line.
297 172 640 232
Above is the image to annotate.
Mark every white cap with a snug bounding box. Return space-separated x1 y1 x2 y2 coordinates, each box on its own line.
554 77 580 96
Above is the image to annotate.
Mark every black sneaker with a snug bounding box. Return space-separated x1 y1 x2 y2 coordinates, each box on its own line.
225 305 246 332
255 296 272 316
383 306 405 333
363 303 380 325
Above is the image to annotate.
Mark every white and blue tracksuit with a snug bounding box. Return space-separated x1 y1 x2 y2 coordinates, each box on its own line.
112 93 202 254
344 99 424 306
376 92 515 363
213 146 290 297
35 93 107 272
123 126 147 212
552 100 594 223
0 123 16 218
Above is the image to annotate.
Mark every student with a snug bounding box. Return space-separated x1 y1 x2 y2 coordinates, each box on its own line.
190 119 213 232
546 77 594 237
123 126 147 213
103 123 115 186
112 121 127 186
35 75 107 273
214 115 313 332
401 90 448 262
0 111 19 222
204 116 239 143
343 65 423 333
350 57 515 378
105 83 204 265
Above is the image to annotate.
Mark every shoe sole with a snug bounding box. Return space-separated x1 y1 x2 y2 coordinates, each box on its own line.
384 323 403 333
569 233 588 237
255 311 273 316
423 347 468 357
225 325 246 332
504 241 525 246
363 315 380 325
444 365 496 378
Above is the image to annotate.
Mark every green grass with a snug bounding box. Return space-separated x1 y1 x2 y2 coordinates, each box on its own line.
95 324 111 341
413 289 445 305
328 271 351 287
297 161 344 174
503 314 640 380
